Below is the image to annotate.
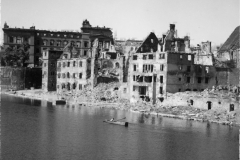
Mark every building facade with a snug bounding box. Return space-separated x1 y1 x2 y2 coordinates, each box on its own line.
2 20 112 66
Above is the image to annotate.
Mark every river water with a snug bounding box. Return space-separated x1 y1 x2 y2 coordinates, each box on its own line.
1 94 239 160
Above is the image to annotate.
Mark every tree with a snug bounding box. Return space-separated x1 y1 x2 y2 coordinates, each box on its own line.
1 41 30 67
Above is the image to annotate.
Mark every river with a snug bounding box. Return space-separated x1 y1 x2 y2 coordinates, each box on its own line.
1 94 239 160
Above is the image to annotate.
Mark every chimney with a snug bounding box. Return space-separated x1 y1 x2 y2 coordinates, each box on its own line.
170 24 175 31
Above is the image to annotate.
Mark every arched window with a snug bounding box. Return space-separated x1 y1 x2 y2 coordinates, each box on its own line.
67 72 70 78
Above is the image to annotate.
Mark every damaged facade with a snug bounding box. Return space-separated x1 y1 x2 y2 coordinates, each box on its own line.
129 24 220 103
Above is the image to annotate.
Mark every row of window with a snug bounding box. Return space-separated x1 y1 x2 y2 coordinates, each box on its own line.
58 72 83 79
57 83 83 90
133 75 164 83
8 36 29 44
132 86 164 94
133 54 191 61
58 61 83 68
133 64 164 72
42 39 89 47
38 33 81 39
185 77 209 84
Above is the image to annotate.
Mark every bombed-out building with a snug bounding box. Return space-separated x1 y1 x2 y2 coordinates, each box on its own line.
129 24 217 103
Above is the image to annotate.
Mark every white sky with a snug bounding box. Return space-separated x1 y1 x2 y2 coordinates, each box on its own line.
1 0 239 46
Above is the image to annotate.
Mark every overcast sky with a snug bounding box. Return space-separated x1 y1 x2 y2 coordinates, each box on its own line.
1 0 239 46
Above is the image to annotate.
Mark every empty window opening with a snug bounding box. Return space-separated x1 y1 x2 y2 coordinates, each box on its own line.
179 65 182 70
68 62 70 67
230 104 234 111
198 77 202 83
133 75 136 81
187 66 191 72
133 55 137 60
159 87 163 94
185 89 191 91
133 65 137 71
154 75 157 82
188 55 192 61
193 89 197 91
160 76 163 83
84 50 87 56
79 61 82 67
84 41 88 47
207 101 212 110
50 40 54 46
187 77 191 83
151 39 154 43
205 67 209 73
144 76 152 83
136 76 143 82
148 54 153 59
73 61 76 67
143 55 147 60
205 77 209 84
178 77 181 81
79 73 82 79
178 89 181 92
159 53 165 59
72 83 76 89
160 64 164 71
67 72 70 78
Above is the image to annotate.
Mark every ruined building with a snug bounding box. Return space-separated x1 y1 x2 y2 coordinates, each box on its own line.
129 24 217 103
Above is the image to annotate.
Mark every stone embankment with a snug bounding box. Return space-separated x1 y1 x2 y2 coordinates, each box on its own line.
3 83 240 127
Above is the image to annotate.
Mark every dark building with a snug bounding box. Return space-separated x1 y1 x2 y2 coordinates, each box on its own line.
2 20 113 67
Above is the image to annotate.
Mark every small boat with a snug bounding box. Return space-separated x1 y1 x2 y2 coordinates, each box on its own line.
103 119 128 127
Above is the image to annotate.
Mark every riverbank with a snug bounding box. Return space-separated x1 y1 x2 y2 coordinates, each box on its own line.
2 89 240 127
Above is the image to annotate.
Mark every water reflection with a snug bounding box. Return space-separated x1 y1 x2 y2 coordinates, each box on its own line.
1 94 239 160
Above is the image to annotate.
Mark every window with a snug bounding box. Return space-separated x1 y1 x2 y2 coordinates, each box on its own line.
73 73 76 78
63 62 65 67
123 88 127 93
84 41 88 47
36 40 40 45
141 47 143 52
76 41 81 47
178 77 181 81
133 65 137 71
79 84 82 90
50 40 54 46
62 73 65 78
36 48 40 53
79 61 82 67
84 50 87 56
58 62 61 67
180 54 183 60
73 61 76 67
178 89 181 92
148 54 153 59
187 77 191 83
43 40 47 46
159 53 165 59
133 75 136 81
133 86 137 91
133 55 137 60
160 76 163 83
44 63 46 67
9 36 14 43
63 41 68 46
71 41 75 46
67 72 70 78
187 66 191 72
79 73 82 79
151 39 154 43
205 67 209 73
151 48 153 52
58 73 61 78
143 55 147 60
160 64 164 71
67 62 70 67
188 55 192 61
56 41 61 46
198 77 202 83
159 87 163 94
16 37 22 44
143 64 153 73
205 77 209 84
179 65 182 70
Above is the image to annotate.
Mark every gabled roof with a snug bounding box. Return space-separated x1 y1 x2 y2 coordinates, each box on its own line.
135 32 159 53
218 26 240 53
